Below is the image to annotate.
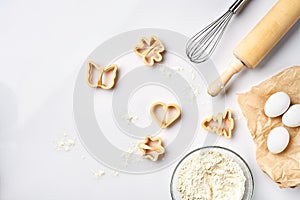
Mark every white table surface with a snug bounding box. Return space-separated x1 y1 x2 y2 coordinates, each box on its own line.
0 0 300 199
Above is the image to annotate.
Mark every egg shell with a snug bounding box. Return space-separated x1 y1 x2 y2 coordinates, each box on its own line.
264 92 290 118
282 104 300 127
267 127 290 154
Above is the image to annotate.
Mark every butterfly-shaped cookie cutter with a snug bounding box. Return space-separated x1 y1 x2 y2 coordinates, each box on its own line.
87 61 118 89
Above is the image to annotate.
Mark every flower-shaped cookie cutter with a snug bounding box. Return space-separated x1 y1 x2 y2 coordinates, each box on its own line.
134 36 165 66
150 102 181 129
87 61 118 89
201 109 234 139
138 136 165 161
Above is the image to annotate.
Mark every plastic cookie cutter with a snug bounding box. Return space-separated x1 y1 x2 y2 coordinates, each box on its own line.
134 35 165 66
138 135 165 161
87 61 118 89
150 102 181 129
201 109 234 139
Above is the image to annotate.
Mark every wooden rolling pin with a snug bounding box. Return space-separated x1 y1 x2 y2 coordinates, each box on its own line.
208 0 300 96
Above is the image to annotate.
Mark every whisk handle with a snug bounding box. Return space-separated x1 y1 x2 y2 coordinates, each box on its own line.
229 0 249 14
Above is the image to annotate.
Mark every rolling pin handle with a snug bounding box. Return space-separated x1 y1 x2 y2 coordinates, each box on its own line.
208 57 245 96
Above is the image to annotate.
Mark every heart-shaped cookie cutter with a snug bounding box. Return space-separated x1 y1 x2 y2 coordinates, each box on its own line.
138 135 165 161
87 61 118 89
201 109 234 139
150 102 181 129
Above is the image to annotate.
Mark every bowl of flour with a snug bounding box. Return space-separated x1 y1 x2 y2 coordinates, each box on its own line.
170 146 254 200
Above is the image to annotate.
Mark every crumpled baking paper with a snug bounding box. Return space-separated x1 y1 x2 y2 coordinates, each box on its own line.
237 66 300 188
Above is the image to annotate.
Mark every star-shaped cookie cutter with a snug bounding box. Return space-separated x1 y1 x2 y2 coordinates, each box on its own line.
201 109 234 139
150 102 181 129
138 136 165 161
134 36 165 66
87 61 118 89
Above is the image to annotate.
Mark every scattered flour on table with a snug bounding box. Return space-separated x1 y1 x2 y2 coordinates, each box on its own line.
173 66 184 71
177 151 246 200
190 70 196 80
91 169 120 179
122 113 139 124
55 133 121 179
91 169 105 179
158 66 175 77
55 133 76 152
111 170 119 176
121 141 143 167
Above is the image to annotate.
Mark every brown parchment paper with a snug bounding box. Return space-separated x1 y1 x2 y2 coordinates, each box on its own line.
237 66 300 188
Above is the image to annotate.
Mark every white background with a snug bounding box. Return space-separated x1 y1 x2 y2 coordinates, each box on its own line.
0 0 300 199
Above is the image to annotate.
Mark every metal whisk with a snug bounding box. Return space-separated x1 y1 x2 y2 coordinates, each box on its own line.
186 0 249 63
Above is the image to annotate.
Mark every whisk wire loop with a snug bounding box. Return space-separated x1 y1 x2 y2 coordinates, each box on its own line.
186 11 234 63
186 0 249 63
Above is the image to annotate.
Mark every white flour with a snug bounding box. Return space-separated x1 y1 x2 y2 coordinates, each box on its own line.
177 151 246 200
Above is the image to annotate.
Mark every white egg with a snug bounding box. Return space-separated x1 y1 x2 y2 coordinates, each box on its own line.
267 127 290 154
282 104 300 127
264 92 290 117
